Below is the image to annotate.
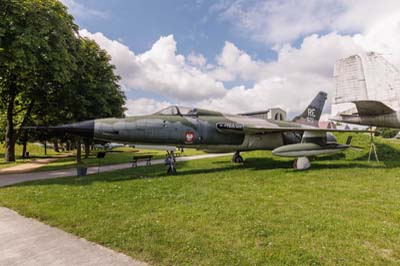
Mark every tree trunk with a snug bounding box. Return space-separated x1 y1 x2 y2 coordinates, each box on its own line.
22 140 27 158
44 140 47 155
65 141 70 151
71 141 76 150
83 138 90 159
5 83 16 162
53 141 59 152
76 139 82 163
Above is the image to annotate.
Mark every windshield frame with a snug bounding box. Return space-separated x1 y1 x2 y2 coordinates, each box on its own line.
154 106 198 116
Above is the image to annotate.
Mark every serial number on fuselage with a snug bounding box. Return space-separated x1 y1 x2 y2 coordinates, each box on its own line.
216 122 244 130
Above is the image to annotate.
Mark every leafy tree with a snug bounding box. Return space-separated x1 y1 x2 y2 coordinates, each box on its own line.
67 37 125 160
32 37 125 161
0 0 78 161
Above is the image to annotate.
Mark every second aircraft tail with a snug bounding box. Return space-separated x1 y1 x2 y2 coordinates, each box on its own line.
292 91 328 127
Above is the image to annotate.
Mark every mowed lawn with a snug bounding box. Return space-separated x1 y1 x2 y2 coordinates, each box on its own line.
1 134 400 265
0 143 61 170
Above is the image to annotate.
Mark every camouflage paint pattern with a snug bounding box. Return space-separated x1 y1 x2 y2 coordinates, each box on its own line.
93 107 315 153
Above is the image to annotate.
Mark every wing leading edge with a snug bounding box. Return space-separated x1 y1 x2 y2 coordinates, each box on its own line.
216 123 372 135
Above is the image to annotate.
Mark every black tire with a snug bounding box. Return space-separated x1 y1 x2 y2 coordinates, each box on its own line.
167 166 177 175
234 155 244 163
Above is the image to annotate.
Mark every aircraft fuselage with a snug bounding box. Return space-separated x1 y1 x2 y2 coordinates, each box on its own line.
94 114 298 153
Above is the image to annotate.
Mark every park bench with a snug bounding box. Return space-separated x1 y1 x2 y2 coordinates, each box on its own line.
130 155 153 168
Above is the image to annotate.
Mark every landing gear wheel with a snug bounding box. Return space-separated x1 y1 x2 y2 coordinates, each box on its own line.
232 152 244 164
293 159 298 169
167 166 177 175
293 157 311 170
165 151 177 175
234 155 244 163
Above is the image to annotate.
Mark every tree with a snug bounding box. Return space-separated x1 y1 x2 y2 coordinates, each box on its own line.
0 0 78 161
32 37 125 161
66 37 125 160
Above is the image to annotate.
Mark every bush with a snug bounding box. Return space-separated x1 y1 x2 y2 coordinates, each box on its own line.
377 128 399 138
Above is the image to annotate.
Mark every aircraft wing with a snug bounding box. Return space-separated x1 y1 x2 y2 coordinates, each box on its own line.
352 100 395 116
216 119 371 135
242 126 370 134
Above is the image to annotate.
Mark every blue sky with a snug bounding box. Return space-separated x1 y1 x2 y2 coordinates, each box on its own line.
70 0 277 62
62 0 400 116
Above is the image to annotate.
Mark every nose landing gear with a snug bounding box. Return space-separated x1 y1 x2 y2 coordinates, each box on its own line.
165 151 177 175
232 151 244 164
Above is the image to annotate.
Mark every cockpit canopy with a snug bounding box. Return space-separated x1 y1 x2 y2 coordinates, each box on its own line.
154 106 221 116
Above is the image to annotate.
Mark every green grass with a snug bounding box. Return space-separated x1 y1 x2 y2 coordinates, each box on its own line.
0 143 62 169
1 134 400 265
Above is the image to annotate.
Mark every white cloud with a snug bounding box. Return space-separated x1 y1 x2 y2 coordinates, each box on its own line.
334 0 400 33
125 98 171 116
187 52 207 67
216 0 343 45
353 13 400 66
199 74 333 115
200 32 362 115
270 33 363 77
209 41 269 81
80 4 400 118
80 30 226 101
215 0 400 46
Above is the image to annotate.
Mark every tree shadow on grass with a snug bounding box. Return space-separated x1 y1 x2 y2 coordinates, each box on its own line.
352 142 400 161
10 143 400 188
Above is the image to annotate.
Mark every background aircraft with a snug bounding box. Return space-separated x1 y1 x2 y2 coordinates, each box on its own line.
332 53 400 129
30 91 368 172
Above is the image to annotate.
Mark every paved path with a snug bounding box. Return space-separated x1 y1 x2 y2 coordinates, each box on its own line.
0 207 147 266
0 153 232 187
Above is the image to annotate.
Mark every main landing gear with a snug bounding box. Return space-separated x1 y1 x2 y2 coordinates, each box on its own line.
232 151 244 163
293 157 311 170
165 151 177 175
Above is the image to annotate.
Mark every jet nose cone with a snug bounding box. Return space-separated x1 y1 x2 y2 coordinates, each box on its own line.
54 120 95 138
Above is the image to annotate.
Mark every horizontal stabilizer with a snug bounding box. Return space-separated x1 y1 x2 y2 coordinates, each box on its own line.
352 100 395 116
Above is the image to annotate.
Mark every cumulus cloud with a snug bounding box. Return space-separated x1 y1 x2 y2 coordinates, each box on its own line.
124 98 171 116
353 13 400 66
209 41 269 81
187 52 207 67
79 2 400 117
214 0 400 46
80 30 225 101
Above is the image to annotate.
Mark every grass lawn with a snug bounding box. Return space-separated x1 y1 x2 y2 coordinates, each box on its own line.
0 143 62 170
1 134 400 265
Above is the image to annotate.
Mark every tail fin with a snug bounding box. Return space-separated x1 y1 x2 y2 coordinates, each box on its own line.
292 91 327 127
333 53 400 110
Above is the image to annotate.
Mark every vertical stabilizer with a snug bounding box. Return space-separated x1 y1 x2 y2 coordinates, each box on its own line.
292 91 328 127
333 53 400 112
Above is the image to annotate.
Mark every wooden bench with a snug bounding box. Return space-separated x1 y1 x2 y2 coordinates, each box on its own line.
130 155 153 168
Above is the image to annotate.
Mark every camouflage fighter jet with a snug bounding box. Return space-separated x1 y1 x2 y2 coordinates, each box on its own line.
31 91 366 172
